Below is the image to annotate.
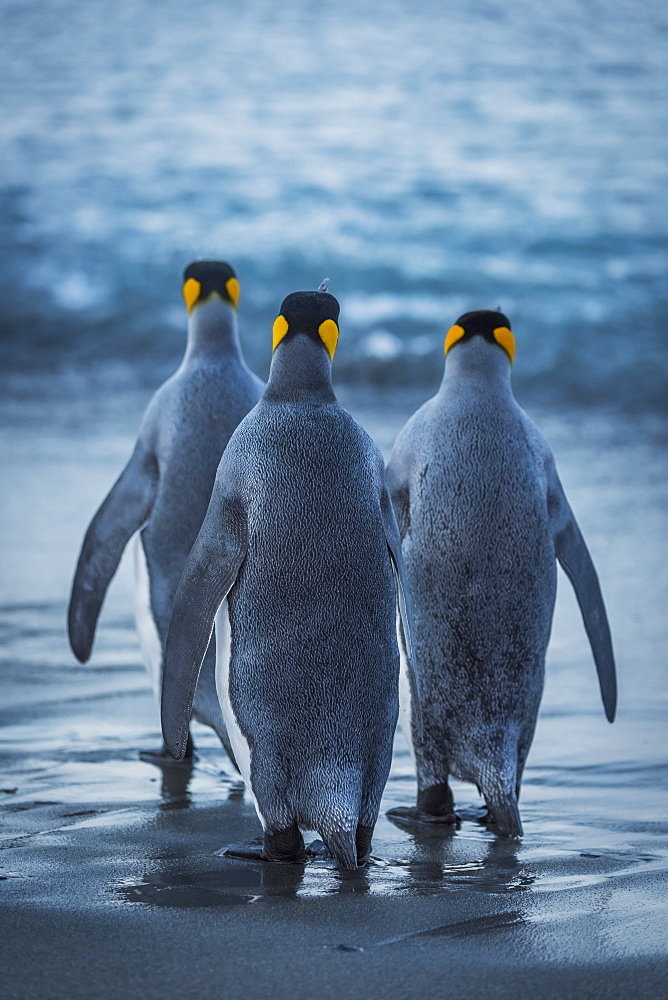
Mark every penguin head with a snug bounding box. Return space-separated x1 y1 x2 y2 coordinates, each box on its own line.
182 260 240 313
272 290 341 361
444 310 515 364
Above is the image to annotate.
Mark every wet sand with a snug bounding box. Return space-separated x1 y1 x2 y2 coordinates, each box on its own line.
1 380 667 998
1 672 667 1000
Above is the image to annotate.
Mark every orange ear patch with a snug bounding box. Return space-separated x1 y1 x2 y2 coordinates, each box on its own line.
225 277 240 309
182 278 201 313
444 324 465 355
318 319 339 360
493 326 515 364
272 315 289 352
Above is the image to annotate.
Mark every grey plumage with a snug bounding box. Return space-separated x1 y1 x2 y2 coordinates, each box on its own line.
387 312 616 837
161 289 414 868
68 261 263 762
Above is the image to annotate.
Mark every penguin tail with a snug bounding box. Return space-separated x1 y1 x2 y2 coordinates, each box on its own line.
321 828 359 870
480 731 525 838
485 792 523 839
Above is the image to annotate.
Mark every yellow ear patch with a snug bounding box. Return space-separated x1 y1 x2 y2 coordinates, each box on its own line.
183 278 201 313
272 315 289 352
493 326 515 364
318 319 339 360
444 324 465 355
225 277 240 309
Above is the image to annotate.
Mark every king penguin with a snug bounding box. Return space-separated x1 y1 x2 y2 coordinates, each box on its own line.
68 260 264 764
386 310 617 837
160 285 417 868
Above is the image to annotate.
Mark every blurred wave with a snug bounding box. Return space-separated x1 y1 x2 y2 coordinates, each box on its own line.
1 0 667 409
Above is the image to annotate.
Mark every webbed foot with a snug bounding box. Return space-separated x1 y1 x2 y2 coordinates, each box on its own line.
221 839 266 862
223 824 307 864
387 805 460 828
306 839 331 858
387 781 459 828
306 827 374 867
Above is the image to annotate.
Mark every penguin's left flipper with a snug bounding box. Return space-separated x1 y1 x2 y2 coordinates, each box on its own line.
380 485 423 737
68 441 158 663
161 485 247 760
548 463 617 722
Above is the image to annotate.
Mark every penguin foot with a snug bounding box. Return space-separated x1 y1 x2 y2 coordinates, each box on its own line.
386 806 461 828
307 829 374 868
221 840 266 862
139 735 196 766
306 839 331 859
388 782 460 827
480 797 523 838
483 812 523 840
418 782 457 817
224 825 308 865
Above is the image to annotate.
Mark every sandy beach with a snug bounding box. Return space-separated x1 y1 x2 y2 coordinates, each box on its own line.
1 380 667 999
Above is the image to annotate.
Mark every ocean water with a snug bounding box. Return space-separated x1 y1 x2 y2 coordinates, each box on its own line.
1 0 667 408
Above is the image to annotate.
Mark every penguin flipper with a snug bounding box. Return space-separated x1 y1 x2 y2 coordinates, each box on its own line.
548 466 617 722
68 441 158 663
385 458 410 540
161 493 247 760
380 485 423 736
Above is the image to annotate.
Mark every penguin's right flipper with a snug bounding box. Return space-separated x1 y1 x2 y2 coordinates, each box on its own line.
68 441 158 663
161 490 247 760
547 463 617 722
384 459 411 540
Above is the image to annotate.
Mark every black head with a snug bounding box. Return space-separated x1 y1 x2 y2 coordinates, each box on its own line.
444 309 515 363
272 290 341 360
182 260 239 313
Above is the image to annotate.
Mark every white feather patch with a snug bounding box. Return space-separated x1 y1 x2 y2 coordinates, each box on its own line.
133 534 163 705
215 600 265 828
397 609 416 764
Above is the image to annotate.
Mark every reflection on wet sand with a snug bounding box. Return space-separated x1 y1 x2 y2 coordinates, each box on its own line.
116 819 537 910
153 758 194 811
385 834 535 896
139 752 246 813
117 850 376 907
